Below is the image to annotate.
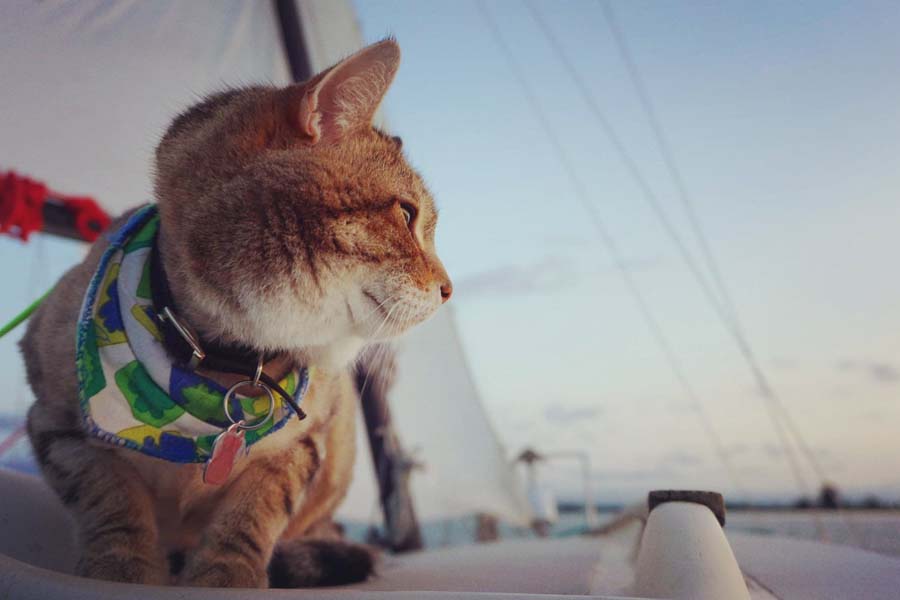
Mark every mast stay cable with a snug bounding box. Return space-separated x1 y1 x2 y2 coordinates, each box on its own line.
598 1 742 327
595 0 830 488
525 0 830 495
476 0 747 497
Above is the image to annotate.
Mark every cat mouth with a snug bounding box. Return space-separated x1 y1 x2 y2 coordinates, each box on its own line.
362 290 388 317
360 290 405 338
359 290 433 337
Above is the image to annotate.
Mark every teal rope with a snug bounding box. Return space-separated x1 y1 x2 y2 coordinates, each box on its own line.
0 289 52 338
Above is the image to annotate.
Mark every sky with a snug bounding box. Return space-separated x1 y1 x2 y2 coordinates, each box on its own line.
2 0 900 504
351 0 900 502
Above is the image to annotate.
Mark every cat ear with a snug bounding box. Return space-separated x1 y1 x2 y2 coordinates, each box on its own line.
297 39 400 144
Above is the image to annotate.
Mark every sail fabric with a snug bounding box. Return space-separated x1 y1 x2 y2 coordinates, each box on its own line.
387 308 533 526
0 0 290 214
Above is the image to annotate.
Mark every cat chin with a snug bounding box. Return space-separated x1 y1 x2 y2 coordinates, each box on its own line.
188 293 372 371
300 335 368 372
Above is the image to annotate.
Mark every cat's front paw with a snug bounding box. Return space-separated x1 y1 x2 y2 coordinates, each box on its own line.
77 551 168 585
268 539 377 588
180 557 267 588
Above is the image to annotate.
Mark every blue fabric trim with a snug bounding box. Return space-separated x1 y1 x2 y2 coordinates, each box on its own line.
75 205 311 464
76 205 157 428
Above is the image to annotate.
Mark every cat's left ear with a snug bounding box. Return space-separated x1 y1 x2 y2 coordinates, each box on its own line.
296 39 400 144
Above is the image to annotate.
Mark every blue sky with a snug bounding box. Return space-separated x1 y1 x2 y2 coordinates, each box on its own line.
2 0 900 503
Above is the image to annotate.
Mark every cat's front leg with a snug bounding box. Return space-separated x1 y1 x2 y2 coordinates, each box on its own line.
27 405 169 584
179 443 318 588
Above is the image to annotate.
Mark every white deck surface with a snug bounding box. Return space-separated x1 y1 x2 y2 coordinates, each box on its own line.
3 469 900 599
729 531 900 600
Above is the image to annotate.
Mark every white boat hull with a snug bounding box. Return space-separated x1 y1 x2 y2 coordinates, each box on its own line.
3 468 899 599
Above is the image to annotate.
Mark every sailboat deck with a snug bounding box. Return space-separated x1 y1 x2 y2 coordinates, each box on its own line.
4 468 900 599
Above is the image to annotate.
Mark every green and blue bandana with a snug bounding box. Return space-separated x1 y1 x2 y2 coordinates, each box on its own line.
75 205 309 463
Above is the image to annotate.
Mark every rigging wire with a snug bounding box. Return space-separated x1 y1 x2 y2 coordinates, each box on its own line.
595 0 832 484
596 7 860 543
598 0 741 328
524 0 829 495
475 0 747 497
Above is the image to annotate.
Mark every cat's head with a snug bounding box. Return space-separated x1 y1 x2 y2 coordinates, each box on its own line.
153 39 450 369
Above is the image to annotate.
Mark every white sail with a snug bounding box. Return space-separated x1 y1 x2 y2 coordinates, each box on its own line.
338 307 534 527
388 307 532 525
0 1 290 213
0 0 529 527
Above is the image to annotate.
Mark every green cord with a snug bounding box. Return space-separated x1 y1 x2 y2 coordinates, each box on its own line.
0 288 52 338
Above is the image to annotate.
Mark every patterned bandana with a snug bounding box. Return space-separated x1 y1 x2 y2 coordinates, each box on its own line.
76 205 309 463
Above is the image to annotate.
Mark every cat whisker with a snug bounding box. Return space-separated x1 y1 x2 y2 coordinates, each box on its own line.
359 293 396 323
392 302 416 335
358 302 403 395
372 301 400 339
359 345 391 400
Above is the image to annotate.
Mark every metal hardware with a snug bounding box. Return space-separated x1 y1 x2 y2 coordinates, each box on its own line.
159 306 206 370
223 379 276 431
253 355 264 386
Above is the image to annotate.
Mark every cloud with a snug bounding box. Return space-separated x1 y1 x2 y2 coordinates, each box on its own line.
543 403 602 425
454 254 662 298
762 443 785 459
870 363 900 383
858 409 887 421
836 359 900 385
771 357 799 370
589 467 668 481
659 451 704 468
454 257 579 297
601 256 664 273
724 443 750 457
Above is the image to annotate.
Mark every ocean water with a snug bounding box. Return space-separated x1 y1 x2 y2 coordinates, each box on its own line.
726 510 900 557
344 510 900 558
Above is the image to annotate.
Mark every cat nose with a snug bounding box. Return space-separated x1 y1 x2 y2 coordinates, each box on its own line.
429 255 452 303
440 280 453 304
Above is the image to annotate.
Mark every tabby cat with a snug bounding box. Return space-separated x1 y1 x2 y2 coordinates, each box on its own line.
20 39 451 588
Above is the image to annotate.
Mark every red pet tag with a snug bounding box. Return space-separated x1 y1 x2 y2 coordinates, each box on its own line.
203 422 246 485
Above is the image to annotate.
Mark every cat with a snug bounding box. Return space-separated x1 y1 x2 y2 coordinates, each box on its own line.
20 38 451 588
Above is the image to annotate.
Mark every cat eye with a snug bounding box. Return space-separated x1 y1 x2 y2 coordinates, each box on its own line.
399 201 417 229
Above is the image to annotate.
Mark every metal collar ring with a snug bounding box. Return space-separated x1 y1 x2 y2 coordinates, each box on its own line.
223 379 275 431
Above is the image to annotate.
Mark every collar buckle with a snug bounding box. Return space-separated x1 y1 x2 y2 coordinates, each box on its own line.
158 306 206 370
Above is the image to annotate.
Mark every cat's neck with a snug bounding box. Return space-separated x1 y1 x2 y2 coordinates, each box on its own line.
154 226 363 375
153 229 298 385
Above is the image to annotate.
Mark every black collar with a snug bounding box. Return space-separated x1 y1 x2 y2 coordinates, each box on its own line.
149 234 305 420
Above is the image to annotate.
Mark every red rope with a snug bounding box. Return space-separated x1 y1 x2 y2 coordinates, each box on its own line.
0 170 110 242
61 195 111 242
0 171 46 241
